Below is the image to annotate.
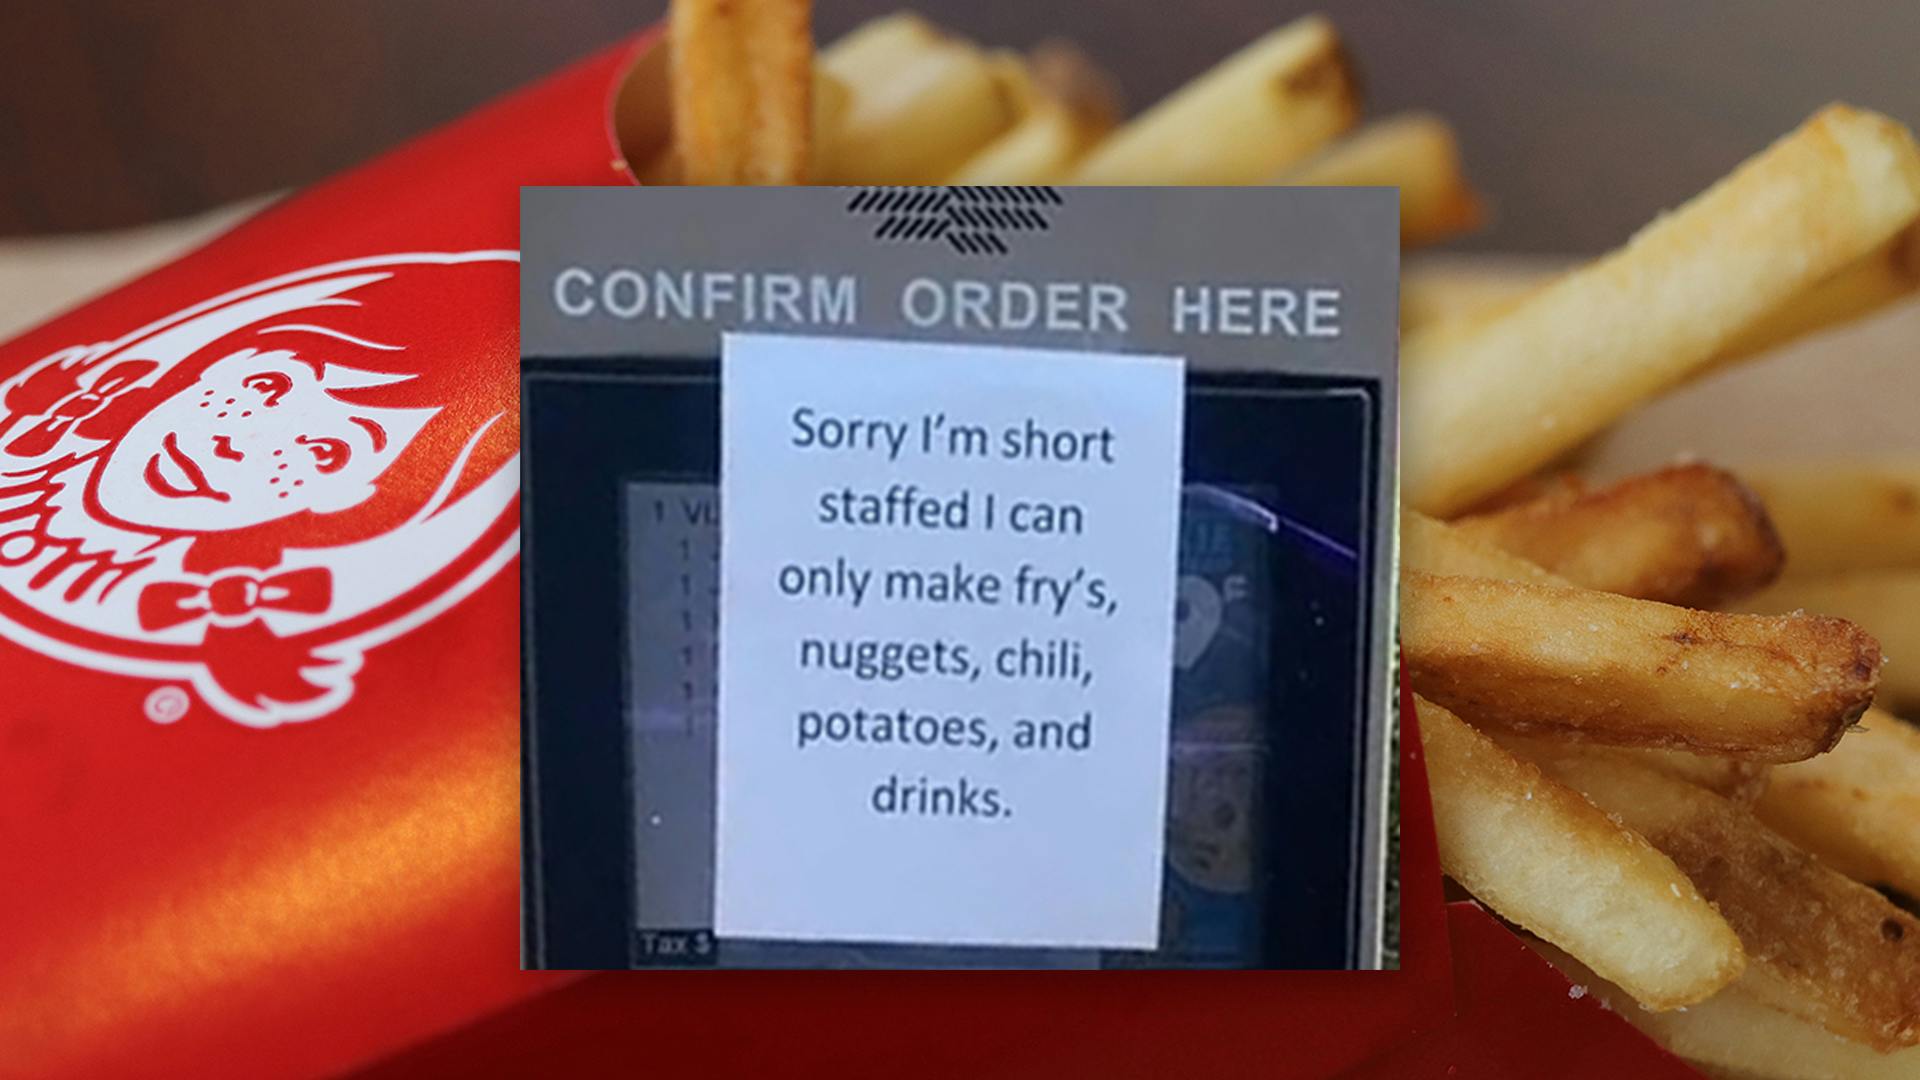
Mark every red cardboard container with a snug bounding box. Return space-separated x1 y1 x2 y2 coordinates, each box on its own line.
0 31 651 1080
0 27 1699 1078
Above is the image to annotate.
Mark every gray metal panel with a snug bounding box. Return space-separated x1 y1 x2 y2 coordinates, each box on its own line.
524 185 1400 968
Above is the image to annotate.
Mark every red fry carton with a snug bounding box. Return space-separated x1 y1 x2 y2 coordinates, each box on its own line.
0 31 656 1080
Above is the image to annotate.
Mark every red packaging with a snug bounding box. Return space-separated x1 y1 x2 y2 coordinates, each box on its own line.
0 25 1702 1078
0 32 658 1080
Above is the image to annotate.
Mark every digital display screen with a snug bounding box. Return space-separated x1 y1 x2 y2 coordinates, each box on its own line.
623 481 1330 968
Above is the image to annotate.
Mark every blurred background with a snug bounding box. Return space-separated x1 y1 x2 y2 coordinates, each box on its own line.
3 0 1919 250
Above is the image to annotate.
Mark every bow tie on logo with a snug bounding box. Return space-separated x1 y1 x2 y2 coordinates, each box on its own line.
2 358 157 458
137 567 333 631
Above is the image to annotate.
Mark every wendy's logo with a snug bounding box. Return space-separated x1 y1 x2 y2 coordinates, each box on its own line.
0 252 521 727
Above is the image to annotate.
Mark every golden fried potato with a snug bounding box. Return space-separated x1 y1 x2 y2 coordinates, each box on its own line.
1402 227 1919 371
1416 697 1745 1008
1401 510 1570 585
1715 225 1920 370
1536 753 1920 1050
1399 258 1552 333
1402 571 1880 761
1278 112 1486 247
1757 710 1920 902
1741 572 1920 710
1402 105 1920 515
1745 460 1920 576
820 14 1027 183
1451 463 1786 607
1069 16 1359 184
1398 511 1775 803
946 42 1118 183
669 0 814 184
1529 937 1920 1080
1494 731 1771 807
815 10 932 83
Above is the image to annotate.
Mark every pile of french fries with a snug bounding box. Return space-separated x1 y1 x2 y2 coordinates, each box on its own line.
652 3 1483 246
1400 96 1920 1073
653 3 1920 1074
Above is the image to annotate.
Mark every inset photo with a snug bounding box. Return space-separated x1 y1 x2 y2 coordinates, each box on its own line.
520 185 1400 970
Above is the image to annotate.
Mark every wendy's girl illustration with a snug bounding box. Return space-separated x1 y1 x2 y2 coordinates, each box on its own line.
0 252 521 726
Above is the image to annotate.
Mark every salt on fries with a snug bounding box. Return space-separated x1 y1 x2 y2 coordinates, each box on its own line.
657 4 1920 1069
1417 696 1746 1008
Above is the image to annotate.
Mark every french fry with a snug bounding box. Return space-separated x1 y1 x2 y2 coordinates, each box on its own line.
1069 16 1359 184
1619 747 1771 807
1450 463 1786 607
1406 505 1767 803
1399 259 1556 333
1742 572 1920 709
1401 571 1880 761
1397 511 1776 807
1533 753 1920 1050
1278 112 1486 247
946 42 1118 183
1415 696 1746 1008
1402 105 1920 516
944 95 1085 184
669 0 814 185
642 65 844 185
819 15 1027 182
809 67 851 180
1744 460 1920 575
1757 710 1920 902
1529 937 1920 1080
1397 259 1543 330
1402 226 1920 368
1401 509 1571 586
1716 225 1920 368
1455 471 1588 517
1493 731 1771 806
815 10 936 84
750 6 813 183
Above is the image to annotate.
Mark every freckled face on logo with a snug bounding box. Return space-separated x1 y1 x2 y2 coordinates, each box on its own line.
0 252 519 727
92 347 435 533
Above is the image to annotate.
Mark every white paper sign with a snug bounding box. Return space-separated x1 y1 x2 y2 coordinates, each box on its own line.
714 332 1185 950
